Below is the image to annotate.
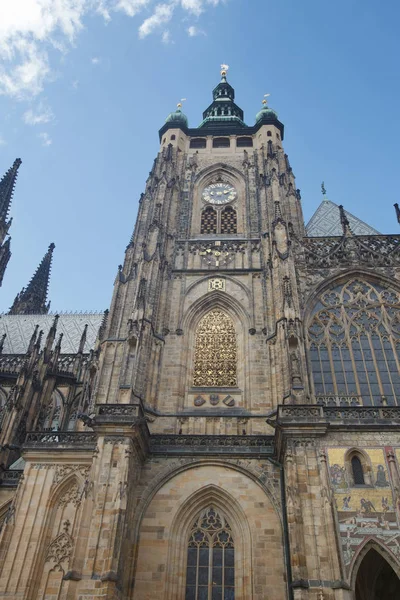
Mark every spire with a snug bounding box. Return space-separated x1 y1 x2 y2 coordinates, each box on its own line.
0 158 22 223
198 65 246 129
8 243 55 315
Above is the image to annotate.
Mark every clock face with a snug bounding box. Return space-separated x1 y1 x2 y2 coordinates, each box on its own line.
202 182 237 205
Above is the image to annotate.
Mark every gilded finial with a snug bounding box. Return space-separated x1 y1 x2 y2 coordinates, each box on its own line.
177 98 186 109
321 181 327 197
262 93 270 105
220 63 229 78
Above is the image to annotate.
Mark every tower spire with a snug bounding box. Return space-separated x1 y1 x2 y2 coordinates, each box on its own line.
0 158 22 222
0 158 22 287
8 243 55 315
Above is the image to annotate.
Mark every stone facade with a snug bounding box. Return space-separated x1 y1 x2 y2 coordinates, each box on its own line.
0 72 400 599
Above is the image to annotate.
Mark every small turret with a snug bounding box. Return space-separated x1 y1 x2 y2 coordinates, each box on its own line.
198 65 246 129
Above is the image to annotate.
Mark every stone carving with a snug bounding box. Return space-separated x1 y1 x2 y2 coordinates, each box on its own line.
194 395 206 407
53 465 91 486
58 482 81 507
223 395 235 407
300 234 400 269
208 277 225 292
45 532 73 568
209 394 219 406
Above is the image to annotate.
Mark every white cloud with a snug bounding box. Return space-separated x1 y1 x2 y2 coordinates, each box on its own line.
0 0 228 100
91 56 101 64
162 30 172 43
23 101 54 125
187 25 205 36
115 0 151 17
0 135 6 146
138 4 174 38
181 0 203 15
72 79 79 89
38 132 52 146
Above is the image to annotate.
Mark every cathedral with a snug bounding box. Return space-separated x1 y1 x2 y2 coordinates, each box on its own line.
0 67 400 600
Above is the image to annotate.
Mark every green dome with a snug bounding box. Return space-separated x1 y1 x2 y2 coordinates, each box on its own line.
255 104 278 124
165 107 188 128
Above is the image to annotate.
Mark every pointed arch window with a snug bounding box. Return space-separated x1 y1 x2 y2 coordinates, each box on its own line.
185 507 234 600
220 207 237 234
308 279 400 405
193 310 237 387
351 456 365 485
201 207 218 234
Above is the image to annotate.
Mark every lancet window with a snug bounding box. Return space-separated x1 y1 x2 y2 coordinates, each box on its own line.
220 207 237 234
193 310 237 387
201 207 218 234
201 207 237 235
185 507 234 600
308 279 400 405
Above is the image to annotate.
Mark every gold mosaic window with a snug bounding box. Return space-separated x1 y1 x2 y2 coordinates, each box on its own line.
308 279 400 405
193 310 237 387
220 207 237 234
185 507 234 600
201 207 218 234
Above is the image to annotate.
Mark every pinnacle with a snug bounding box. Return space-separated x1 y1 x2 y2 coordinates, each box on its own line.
0 158 22 222
8 242 55 315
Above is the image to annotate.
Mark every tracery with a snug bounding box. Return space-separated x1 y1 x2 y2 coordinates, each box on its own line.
185 507 234 600
308 279 400 405
193 310 237 387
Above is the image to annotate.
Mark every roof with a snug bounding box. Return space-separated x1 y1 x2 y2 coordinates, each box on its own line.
0 312 104 354
306 200 380 237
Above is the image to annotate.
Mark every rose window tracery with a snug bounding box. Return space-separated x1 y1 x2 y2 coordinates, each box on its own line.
308 279 400 405
193 310 237 387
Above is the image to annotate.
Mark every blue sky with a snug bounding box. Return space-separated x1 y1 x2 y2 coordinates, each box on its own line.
1 0 399 312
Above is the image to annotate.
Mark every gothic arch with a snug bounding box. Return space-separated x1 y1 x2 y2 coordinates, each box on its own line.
126 457 282 556
304 271 400 405
182 289 250 332
349 538 400 595
27 472 85 600
194 162 246 188
184 274 252 306
181 291 250 402
303 268 400 323
164 484 252 599
192 164 247 237
128 460 285 600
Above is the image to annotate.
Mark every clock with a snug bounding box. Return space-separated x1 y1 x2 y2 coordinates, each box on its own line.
202 182 237 205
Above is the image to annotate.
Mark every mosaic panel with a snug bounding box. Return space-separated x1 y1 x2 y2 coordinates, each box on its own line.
327 446 400 571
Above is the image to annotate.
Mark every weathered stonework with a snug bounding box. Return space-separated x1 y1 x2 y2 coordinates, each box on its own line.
0 73 399 599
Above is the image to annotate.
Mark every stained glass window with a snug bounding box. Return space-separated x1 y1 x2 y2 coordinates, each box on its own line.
185 507 234 600
193 310 237 387
308 279 400 405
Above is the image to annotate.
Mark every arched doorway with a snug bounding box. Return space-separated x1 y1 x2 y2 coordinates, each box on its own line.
355 548 400 600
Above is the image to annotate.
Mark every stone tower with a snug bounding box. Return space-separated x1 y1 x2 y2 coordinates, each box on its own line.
1 69 400 600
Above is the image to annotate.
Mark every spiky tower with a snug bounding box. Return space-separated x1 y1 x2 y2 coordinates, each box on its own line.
8 243 55 315
0 158 22 286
